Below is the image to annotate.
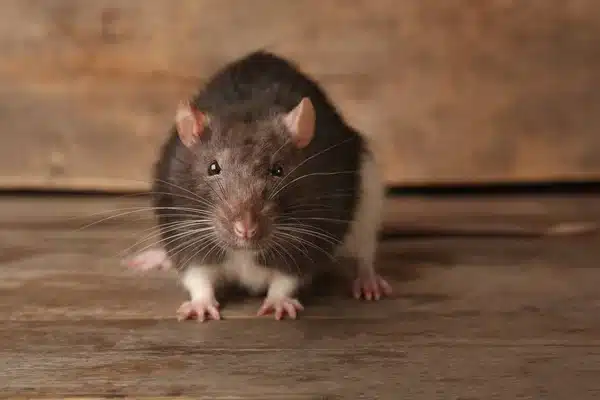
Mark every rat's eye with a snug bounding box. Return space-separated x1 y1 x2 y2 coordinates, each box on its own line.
208 160 221 176
269 164 284 177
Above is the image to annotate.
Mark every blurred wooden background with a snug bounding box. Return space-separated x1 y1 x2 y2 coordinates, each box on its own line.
1 0 600 192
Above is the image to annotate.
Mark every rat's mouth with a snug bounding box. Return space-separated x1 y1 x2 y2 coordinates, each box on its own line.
228 218 272 251
228 228 274 251
214 215 272 251
230 237 264 251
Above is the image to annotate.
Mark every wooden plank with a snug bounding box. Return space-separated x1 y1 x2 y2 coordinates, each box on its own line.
2 323 600 398
1 0 600 191
1 195 600 398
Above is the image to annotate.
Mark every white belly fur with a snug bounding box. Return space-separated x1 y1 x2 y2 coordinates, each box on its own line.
336 140 385 270
222 250 274 294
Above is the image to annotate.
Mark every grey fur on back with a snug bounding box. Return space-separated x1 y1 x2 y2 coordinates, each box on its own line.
152 50 367 277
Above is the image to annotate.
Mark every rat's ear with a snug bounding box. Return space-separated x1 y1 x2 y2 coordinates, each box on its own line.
283 97 315 149
175 101 207 148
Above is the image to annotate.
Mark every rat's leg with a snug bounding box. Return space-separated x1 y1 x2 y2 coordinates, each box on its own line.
349 203 392 301
177 264 222 322
351 238 392 301
344 150 392 301
122 247 173 271
227 252 302 319
257 272 304 320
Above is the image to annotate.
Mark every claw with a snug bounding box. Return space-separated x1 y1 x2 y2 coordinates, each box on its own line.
353 274 392 301
177 298 221 322
257 297 304 320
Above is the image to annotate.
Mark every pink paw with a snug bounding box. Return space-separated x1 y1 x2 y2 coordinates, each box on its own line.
176 298 221 322
353 274 392 301
122 248 173 272
257 297 304 320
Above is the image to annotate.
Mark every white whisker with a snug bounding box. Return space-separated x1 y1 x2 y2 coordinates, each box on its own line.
170 233 219 267
76 206 212 231
179 234 220 267
270 171 355 199
200 239 224 266
271 238 300 274
128 216 212 239
270 137 354 197
287 217 351 224
124 224 214 258
153 178 214 209
276 225 341 246
271 138 291 160
273 230 336 262
274 234 314 264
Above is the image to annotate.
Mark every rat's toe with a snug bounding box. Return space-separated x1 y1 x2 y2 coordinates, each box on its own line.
353 274 392 301
177 299 221 322
258 297 303 320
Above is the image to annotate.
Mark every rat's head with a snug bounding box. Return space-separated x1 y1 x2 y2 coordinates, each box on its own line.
174 97 316 251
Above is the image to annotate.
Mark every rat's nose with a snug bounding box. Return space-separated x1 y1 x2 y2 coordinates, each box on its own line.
233 214 258 240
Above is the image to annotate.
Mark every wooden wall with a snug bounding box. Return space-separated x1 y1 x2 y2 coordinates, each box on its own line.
2 0 600 192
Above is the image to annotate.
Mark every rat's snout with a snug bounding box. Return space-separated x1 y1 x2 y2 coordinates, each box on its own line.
217 186 274 248
233 211 258 240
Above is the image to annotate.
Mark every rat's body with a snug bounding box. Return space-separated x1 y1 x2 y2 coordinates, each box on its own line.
126 51 391 320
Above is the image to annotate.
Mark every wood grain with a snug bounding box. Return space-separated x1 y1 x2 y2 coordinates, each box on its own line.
2 0 600 191
1 194 600 398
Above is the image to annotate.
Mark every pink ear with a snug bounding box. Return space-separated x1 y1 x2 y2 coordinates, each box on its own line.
283 97 315 149
175 101 206 147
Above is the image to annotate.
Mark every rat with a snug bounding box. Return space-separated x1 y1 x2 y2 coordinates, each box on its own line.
124 50 392 321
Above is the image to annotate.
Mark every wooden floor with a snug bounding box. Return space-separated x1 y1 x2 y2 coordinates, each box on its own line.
2 193 600 399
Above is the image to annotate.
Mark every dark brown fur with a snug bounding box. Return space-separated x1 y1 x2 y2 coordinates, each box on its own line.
152 51 366 278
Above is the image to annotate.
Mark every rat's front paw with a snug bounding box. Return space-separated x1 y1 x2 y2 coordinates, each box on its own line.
353 273 392 301
177 298 221 322
257 297 304 320
122 248 172 272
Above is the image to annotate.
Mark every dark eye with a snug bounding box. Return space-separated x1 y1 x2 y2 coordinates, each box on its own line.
208 160 221 176
270 164 284 177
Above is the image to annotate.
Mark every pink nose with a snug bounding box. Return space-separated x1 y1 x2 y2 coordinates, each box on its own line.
233 219 258 239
